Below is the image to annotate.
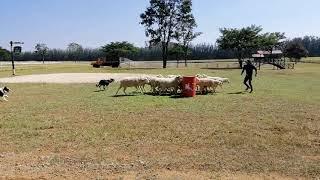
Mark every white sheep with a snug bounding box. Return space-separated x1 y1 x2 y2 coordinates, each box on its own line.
115 77 149 95
197 78 222 94
208 77 230 84
196 74 208 78
165 74 181 78
155 76 182 95
145 76 160 94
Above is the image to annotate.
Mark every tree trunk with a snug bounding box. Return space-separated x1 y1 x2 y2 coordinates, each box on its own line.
176 58 179 68
183 46 188 67
162 44 167 69
184 51 188 67
42 55 45 64
236 51 243 69
238 59 243 69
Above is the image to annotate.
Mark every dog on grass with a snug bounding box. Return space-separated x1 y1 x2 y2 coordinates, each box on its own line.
96 79 114 90
0 86 11 101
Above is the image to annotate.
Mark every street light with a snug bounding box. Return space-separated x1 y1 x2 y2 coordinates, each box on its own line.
10 41 24 75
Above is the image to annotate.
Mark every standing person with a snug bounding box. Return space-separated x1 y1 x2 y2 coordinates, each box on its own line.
241 60 257 93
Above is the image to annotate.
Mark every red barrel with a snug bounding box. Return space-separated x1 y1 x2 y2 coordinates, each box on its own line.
182 76 197 97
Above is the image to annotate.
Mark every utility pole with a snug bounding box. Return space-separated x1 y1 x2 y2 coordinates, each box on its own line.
10 41 15 75
10 41 24 75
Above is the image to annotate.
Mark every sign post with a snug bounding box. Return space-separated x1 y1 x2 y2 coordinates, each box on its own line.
10 41 24 75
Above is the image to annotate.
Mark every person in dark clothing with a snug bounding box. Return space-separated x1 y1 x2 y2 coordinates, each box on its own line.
241 60 257 93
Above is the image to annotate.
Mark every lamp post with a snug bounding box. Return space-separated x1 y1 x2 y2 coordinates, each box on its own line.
10 41 24 75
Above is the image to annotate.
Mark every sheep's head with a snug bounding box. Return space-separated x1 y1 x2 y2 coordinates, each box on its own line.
140 77 149 84
174 76 183 83
222 78 230 83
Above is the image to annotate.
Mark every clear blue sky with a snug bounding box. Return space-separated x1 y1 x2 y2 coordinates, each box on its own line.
1 0 319 51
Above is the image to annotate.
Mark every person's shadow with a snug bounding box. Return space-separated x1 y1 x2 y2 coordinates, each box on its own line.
227 91 246 95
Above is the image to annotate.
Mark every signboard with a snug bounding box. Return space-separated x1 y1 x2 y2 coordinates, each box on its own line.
13 46 22 53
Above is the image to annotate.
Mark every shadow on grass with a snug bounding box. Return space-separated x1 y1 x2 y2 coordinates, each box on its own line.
201 67 241 70
227 91 247 95
112 91 145 97
112 94 137 97
112 91 220 98
93 89 106 93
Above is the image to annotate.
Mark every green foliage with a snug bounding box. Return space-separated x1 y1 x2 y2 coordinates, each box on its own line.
168 43 185 59
101 41 138 58
258 32 286 51
217 25 286 68
289 36 320 57
140 0 198 68
217 25 262 60
284 41 308 62
140 0 182 68
35 43 49 63
67 43 83 61
0 47 10 61
175 0 201 66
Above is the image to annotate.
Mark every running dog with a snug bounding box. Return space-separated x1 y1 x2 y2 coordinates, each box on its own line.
96 79 115 90
0 86 10 101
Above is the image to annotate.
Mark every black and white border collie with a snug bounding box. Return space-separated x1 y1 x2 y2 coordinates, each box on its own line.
0 86 10 101
96 79 114 90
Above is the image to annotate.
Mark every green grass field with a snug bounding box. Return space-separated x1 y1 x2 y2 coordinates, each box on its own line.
0 61 319 179
301 57 320 64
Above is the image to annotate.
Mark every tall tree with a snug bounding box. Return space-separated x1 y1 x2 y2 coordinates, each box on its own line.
35 43 49 64
67 43 83 62
175 0 201 67
140 0 182 68
217 25 263 68
101 41 138 59
284 41 308 63
258 32 286 52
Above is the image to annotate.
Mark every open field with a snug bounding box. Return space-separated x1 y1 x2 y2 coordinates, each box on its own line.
301 57 320 64
0 62 319 179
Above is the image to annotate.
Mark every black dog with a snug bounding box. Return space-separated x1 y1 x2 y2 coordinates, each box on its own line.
96 79 114 90
0 86 10 101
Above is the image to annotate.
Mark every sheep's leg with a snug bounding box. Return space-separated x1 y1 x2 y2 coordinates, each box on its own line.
159 87 163 95
2 97 8 101
138 86 143 94
123 87 127 95
142 84 146 92
201 86 207 94
141 85 146 94
173 87 178 95
115 86 122 95
137 86 142 93
135 86 139 92
152 86 157 95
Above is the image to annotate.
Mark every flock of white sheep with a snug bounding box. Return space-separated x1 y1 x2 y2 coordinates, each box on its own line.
114 74 230 96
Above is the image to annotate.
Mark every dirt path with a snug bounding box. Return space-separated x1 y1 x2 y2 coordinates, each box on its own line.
0 73 154 84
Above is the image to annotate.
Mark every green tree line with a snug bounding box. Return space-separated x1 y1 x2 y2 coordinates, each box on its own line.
0 44 233 61
0 36 318 62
